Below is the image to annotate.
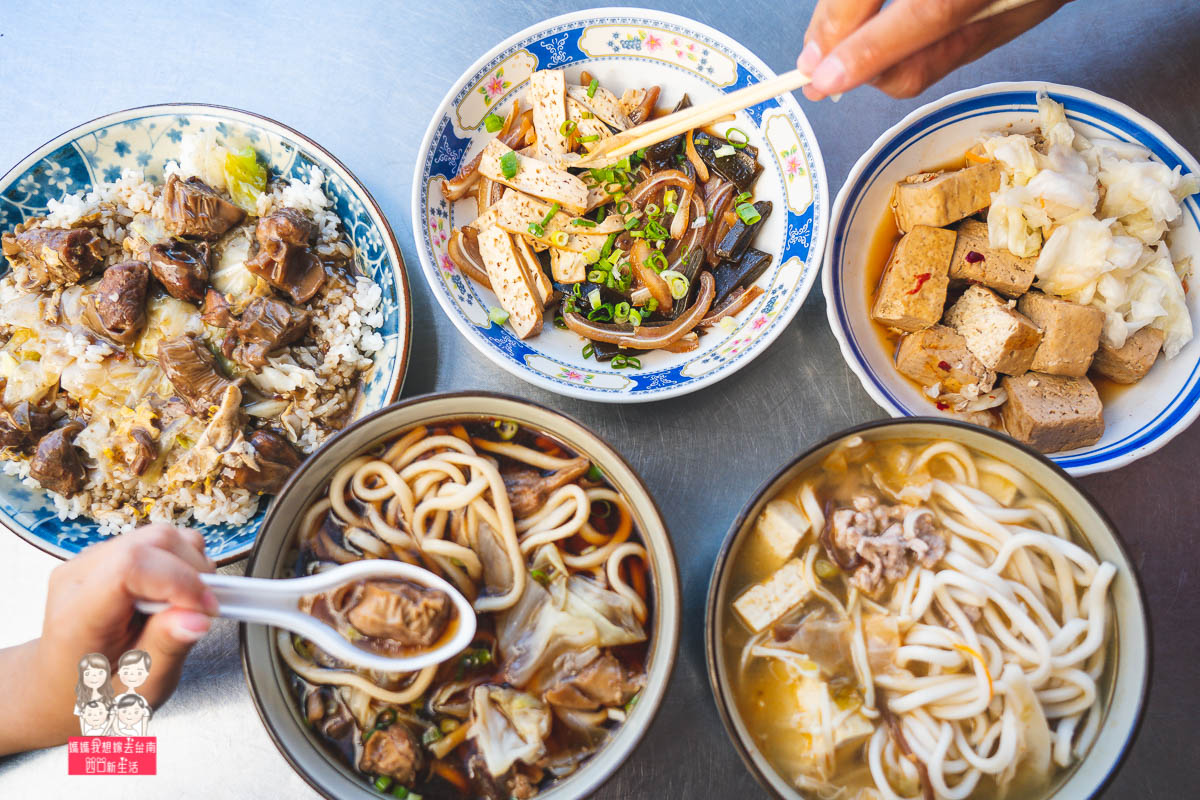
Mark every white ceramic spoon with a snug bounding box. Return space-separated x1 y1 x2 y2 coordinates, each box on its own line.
135 560 477 673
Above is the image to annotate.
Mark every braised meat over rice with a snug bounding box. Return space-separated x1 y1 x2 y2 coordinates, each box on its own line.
0 131 384 536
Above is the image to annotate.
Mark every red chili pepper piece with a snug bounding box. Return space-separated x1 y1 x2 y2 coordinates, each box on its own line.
965 251 985 263
906 272 932 295
937 360 951 371
935 400 949 410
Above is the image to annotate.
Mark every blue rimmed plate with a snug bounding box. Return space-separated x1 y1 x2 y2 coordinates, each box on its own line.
412 7 828 402
823 82 1200 476
0 104 412 562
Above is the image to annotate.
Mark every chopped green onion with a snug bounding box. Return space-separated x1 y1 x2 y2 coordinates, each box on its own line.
628 307 643 326
660 269 690 299
579 134 600 143
815 559 840 580
421 727 443 746
623 216 640 231
644 251 668 272
600 232 619 259
595 205 608 224
735 202 762 225
583 248 601 264
616 156 632 172
645 203 661 218
586 464 604 481
554 315 567 329
587 304 613 322
696 135 710 146
734 191 752 204
549 230 569 247
665 202 678 215
392 787 411 800
714 144 736 158
603 181 624 195
587 288 602 309
616 200 633 215
664 190 677 208
644 297 659 312
527 222 545 237
559 119 578 136
610 354 642 370
636 147 647 160
375 776 394 792
624 691 641 713
643 220 669 241
483 113 504 133
587 77 599 98
487 307 509 325
540 202 561 226
499 150 519 179
587 269 606 283
529 568 551 586
613 302 631 323
675 152 686 165
571 218 597 228
726 127 749 148
582 110 594 119
582 342 595 359
492 419 518 440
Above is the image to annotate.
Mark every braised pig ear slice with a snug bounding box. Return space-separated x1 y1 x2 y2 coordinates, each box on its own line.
29 421 86 497
2 226 104 290
162 174 247 240
223 297 310 369
245 208 326 304
82 261 151 346
156 334 239 414
0 401 53 452
148 239 210 302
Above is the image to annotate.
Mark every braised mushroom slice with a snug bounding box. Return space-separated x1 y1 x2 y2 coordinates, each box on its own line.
82 261 150 345
359 722 422 784
345 580 452 647
502 456 590 518
148 239 210 302
0 402 53 452
222 297 311 368
246 208 326 304
162 174 246 240
128 427 158 476
1 226 103 290
30 421 87 496
156 335 239 415
231 430 301 493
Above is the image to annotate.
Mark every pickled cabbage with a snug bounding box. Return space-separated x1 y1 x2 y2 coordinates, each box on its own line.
224 146 267 212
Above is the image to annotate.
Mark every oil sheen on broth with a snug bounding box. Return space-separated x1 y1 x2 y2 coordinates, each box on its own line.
723 436 1117 800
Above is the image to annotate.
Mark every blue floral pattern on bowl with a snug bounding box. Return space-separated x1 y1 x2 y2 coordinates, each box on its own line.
412 10 829 402
0 104 411 563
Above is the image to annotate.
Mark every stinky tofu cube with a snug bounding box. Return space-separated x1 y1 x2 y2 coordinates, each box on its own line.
949 219 1036 297
944 285 1042 375
890 162 1002 233
755 500 811 561
1017 292 1104 377
870 225 955 332
1090 326 1164 384
1000 373 1104 453
732 558 810 632
895 324 997 394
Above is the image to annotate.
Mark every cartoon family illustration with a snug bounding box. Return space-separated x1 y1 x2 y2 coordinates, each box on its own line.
73 650 154 737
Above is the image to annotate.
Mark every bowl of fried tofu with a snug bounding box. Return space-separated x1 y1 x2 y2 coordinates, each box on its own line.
824 82 1200 475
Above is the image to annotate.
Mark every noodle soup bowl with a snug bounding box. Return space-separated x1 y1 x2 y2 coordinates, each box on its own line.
705 418 1149 800
242 391 681 799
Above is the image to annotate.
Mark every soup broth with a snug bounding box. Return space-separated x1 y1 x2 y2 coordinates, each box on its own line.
722 435 1116 800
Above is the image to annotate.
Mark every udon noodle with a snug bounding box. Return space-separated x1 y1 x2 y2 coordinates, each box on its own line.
724 436 1116 800
281 418 651 799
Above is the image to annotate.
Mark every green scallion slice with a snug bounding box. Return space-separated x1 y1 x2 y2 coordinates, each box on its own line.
483 113 504 133
499 150 519 179
735 202 762 225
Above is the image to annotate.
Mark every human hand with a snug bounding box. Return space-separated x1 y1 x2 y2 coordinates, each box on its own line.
0 524 216 753
797 0 1071 100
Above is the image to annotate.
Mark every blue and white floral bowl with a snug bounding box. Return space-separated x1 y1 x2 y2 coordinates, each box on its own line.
0 104 412 563
412 7 828 402
824 82 1200 476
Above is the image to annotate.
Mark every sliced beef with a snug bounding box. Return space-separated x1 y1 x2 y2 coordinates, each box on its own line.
162 174 246 240
2 226 103 290
824 494 945 596
231 430 301 493
82 261 150 345
156 335 238 414
502 456 590 518
543 652 642 710
221 297 310 368
30 422 87 496
200 289 235 327
359 722 421 784
246 208 326 304
0 402 53 452
148 239 210 302
345 579 452 647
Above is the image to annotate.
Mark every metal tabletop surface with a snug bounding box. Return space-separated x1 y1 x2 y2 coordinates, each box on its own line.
1 1 1197 797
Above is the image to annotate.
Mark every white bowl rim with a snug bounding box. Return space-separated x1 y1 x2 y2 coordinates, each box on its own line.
410 6 829 403
821 80 1200 476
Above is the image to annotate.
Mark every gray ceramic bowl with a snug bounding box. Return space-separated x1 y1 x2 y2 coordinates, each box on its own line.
706 418 1149 800
242 391 680 799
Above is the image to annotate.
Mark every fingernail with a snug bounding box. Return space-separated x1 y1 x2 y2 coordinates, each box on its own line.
202 589 220 616
170 611 212 644
812 54 848 95
797 40 822 75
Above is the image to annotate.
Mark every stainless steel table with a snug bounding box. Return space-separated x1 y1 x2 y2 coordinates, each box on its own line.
2 1 1197 797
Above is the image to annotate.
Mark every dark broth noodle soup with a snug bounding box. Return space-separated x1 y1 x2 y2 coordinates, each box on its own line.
723 436 1116 800
281 419 651 799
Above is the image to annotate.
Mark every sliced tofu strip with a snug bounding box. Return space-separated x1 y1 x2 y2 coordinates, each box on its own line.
756 499 811 561
476 139 590 214
733 558 810 632
550 248 587 283
529 70 570 155
566 97 614 152
567 85 632 130
476 225 543 339
473 190 625 249
511 234 553 308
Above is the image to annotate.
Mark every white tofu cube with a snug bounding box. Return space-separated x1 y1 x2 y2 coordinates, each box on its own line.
733 558 810 632
756 499 811 561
